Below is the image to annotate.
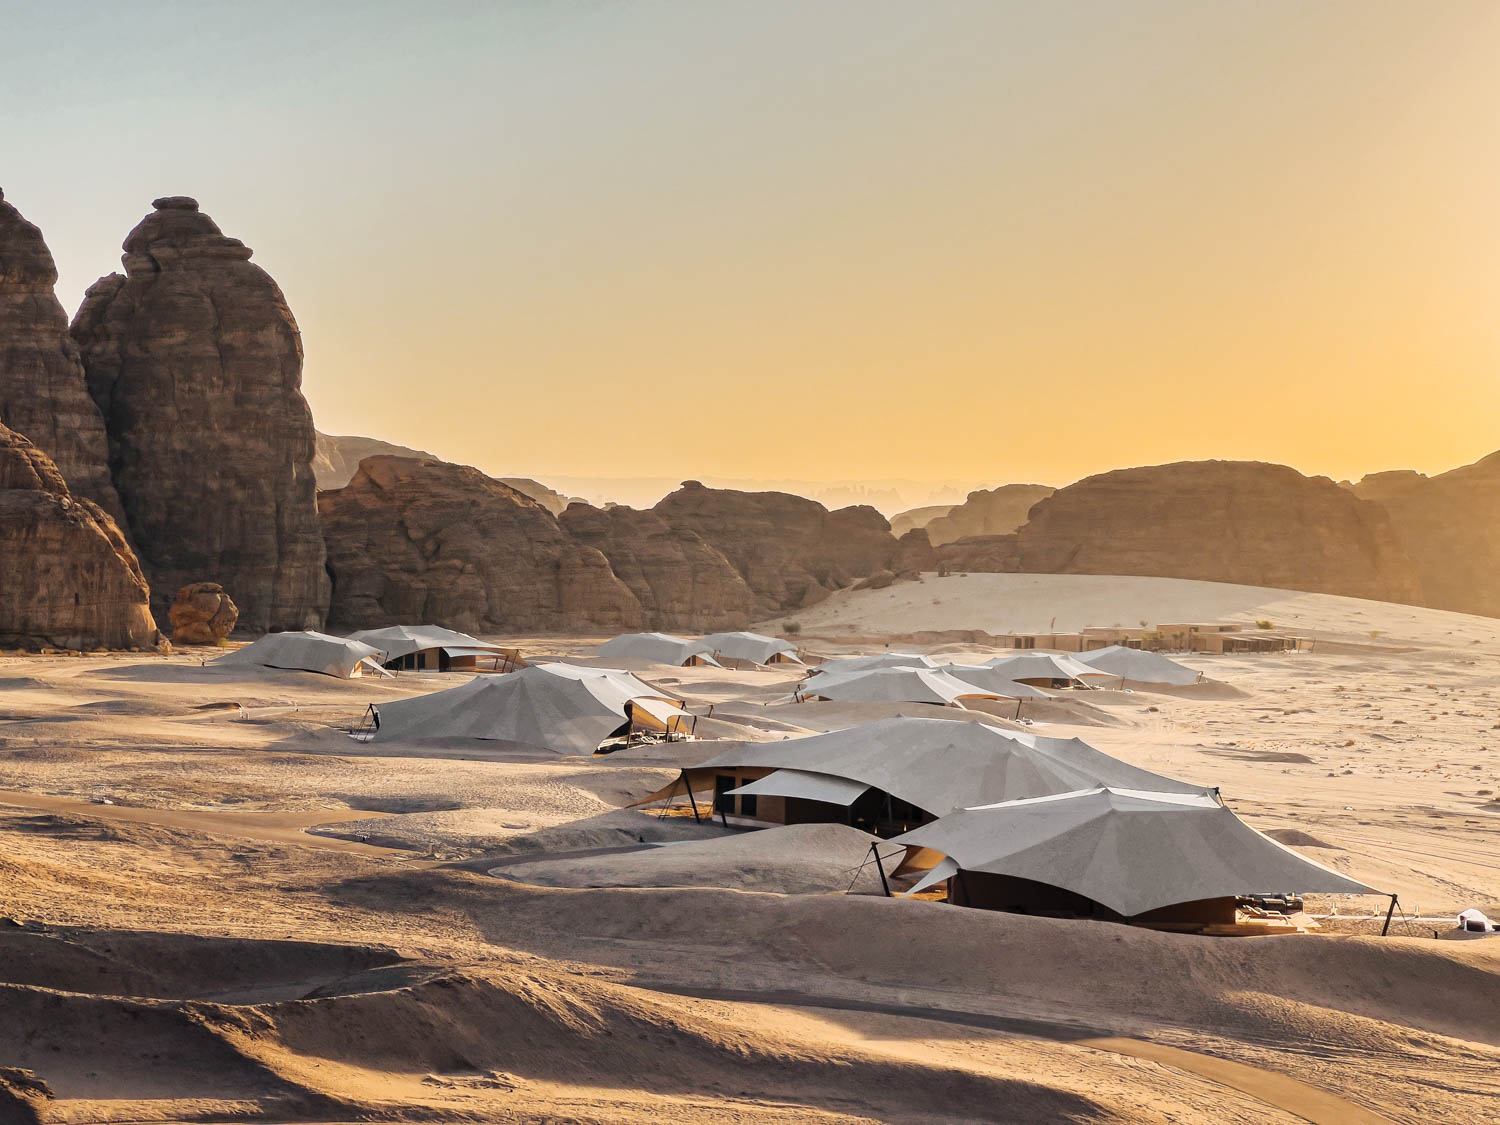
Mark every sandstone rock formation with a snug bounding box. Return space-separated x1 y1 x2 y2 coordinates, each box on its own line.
313 432 436 490
1353 453 1500 617
934 534 1023 574
314 432 585 514
70 197 328 633
320 456 642 633
889 503 955 539
654 481 898 614
892 528 939 573
0 422 158 650
0 189 123 523
167 582 239 645
558 502 757 631
1012 461 1424 603
922 484 1055 547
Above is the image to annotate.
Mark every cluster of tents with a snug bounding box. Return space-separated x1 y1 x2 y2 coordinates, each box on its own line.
792 647 1201 710
210 626 1388 933
641 715 1384 934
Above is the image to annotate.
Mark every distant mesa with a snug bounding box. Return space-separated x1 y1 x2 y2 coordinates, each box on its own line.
1351 451 1500 618
919 483 1055 547
313 432 584 514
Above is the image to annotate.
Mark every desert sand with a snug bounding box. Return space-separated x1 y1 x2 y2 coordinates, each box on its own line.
2 574 1498 1122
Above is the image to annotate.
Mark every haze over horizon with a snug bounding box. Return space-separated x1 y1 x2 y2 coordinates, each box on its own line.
6 0 1498 491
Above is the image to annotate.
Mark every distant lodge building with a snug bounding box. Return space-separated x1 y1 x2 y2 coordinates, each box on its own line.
992 622 1304 654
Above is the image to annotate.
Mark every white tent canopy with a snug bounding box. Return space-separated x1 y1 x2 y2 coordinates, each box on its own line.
669 717 1202 819
932 664 1054 700
217 631 389 679
891 787 1380 916
1074 646 1200 686
795 666 1006 709
983 653 1115 687
597 633 721 667
699 631 803 665
344 624 511 664
371 663 685 754
806 653 938 676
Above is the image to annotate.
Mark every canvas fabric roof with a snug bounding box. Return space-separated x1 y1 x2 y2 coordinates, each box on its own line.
892 786 1380 914
216 631 388 679
983 653 1115 685
344 624 507 662
668 716 1201 818
372 663 684 754
727 769 871 806
806 653 938 676
796 666 1003 708
699 631 801 664
597 632 721 666
933 664 1055 699
1074 646 1200 686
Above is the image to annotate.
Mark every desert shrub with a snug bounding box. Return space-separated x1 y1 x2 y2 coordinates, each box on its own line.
783 620 801 635
1255 619 1273 630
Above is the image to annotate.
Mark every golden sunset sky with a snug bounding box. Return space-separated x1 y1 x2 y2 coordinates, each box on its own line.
6 1 1498 498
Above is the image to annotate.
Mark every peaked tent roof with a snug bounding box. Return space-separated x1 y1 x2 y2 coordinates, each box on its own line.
933 664 1055 700
675 717 1201 818
345 624 509 662
796 666 1004 708
700 631 802 664
806 653 939 676
891 787 1380 915
983 653 1115 685
372 663 684 754
1074 646 1200 686
597 632 721 667
216 631 388 679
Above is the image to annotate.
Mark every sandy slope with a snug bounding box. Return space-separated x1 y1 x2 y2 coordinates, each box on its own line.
0 582 1497 1120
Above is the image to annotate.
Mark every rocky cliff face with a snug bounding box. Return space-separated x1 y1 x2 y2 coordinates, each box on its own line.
319 456 643 633
0 189 123 523
70 197 328 633
921 484 1055 547
653 481 898 614
1353 453 1500 617
558 502 757 631
1013 460 1425 603
0 422 158 650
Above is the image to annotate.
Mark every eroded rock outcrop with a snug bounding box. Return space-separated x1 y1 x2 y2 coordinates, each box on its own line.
922 483 1055 547
168 582 238 645
320 456 642 633
1013 460 1424 603
558 502 757 631
0 422 158 650
653 481 898 614
1354 453 1500 617
70 196 328 633
0 189 123 523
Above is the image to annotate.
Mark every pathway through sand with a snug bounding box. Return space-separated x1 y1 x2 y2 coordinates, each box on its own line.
0 790 416 858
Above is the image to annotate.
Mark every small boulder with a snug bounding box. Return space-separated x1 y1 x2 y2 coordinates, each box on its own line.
168 582 238 645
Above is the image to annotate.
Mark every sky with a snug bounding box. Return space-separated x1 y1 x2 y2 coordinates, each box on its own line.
4 0 1498 498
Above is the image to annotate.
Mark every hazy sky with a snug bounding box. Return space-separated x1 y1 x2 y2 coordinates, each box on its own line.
5 1 1498 491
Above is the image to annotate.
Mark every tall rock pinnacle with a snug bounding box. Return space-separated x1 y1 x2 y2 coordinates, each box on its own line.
0 187 125 524
71 196 330 632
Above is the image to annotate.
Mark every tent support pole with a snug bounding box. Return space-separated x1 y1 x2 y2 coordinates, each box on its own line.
682 777 701 823
1381 894 1398 937
870 842 891 897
